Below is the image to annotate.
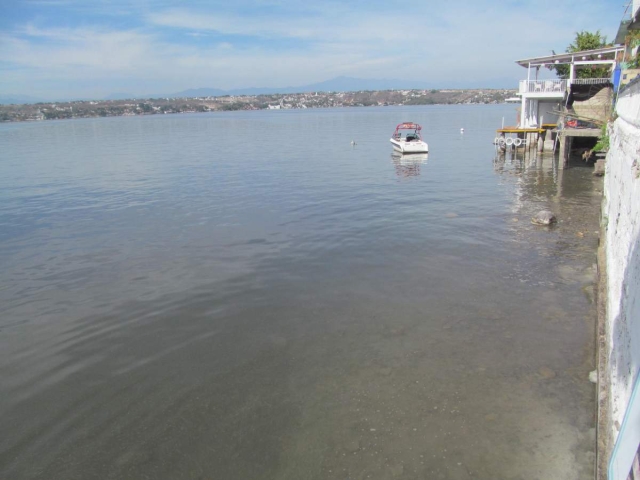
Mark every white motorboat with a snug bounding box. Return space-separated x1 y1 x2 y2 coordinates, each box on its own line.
390 122 428 154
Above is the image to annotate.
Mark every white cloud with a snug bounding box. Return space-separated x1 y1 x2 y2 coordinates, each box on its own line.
0 0 625 98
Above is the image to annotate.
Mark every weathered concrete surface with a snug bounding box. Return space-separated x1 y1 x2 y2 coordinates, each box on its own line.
572 87 613 125
599 79 640 478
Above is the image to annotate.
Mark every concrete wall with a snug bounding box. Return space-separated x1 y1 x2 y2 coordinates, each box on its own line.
602 79 640 477
622 70 640 87
537 100 561 125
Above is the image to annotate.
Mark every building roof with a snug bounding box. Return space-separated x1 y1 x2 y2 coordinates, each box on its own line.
515 46 625 68
615 20 631 44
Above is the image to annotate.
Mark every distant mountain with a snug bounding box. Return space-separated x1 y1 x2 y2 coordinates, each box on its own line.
104 92 139 100
171 87 228 98
167 77 437 97
296 76 428 93
173 76 518 97
0 94 44 105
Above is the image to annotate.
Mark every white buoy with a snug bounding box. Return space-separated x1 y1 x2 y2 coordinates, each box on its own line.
460 128 464 134
350 140 356 145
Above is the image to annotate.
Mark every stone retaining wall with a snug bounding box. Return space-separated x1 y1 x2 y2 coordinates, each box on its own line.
599 79 640 479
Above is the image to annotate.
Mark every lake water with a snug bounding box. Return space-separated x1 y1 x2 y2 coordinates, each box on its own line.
0 106 601 479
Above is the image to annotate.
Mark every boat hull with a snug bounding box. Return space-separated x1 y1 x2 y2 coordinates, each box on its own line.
390 138 429 154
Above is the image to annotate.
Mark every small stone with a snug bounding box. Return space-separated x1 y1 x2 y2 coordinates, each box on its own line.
589 370 598 383
531 210 557 225
576 231 584 237
512 218 519 222
539 366 556 379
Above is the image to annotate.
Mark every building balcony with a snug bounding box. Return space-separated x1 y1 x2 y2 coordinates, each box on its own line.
518 79 567 97
518 78 611 98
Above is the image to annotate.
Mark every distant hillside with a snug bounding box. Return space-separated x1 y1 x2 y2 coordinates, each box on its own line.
1 76 519 105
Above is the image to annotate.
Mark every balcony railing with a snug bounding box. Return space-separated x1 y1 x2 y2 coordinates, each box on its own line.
571 78 611 85
519 79 567 94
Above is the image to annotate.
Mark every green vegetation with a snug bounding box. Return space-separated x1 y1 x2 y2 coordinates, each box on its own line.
547 30 611 79
220 102 250 111
405 97 437 105
593 124 610 152
43 109 72 119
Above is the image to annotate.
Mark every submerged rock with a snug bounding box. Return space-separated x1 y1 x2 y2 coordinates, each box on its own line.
531 210 557 225
344 439 360 453
539 366 556 379
390 464 404 477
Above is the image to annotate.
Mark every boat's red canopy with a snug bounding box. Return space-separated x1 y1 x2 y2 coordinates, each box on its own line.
394 122 422 132
396 122 421 130
393 122 423 138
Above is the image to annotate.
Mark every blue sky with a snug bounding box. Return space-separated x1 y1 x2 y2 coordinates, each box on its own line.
0 0 626 99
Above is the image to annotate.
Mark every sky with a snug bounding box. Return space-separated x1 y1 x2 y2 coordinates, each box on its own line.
0 0 627 100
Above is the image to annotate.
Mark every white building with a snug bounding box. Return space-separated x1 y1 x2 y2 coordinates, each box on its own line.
631 0 640 28
514 46 625 128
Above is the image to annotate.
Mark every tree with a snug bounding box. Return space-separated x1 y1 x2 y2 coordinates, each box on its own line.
625 30 640 68
547 30 612 79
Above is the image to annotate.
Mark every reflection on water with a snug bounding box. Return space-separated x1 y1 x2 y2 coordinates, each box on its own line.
0 106 600 480
391 153 428 178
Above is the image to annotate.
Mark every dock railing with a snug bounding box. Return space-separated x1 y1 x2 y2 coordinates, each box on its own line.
518 79 567 94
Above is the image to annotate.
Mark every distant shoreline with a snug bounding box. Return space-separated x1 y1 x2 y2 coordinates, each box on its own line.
0 88 516 123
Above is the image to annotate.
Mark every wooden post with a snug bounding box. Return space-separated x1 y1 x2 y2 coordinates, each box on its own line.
537 132 544 152
556 156 564 198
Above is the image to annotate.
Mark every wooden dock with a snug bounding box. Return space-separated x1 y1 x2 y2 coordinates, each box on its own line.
496 124 600 168
496 127 544 134
495 125 556 153
496 124 556 134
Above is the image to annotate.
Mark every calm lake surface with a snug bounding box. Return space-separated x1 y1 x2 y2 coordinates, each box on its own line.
0 106 601 479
